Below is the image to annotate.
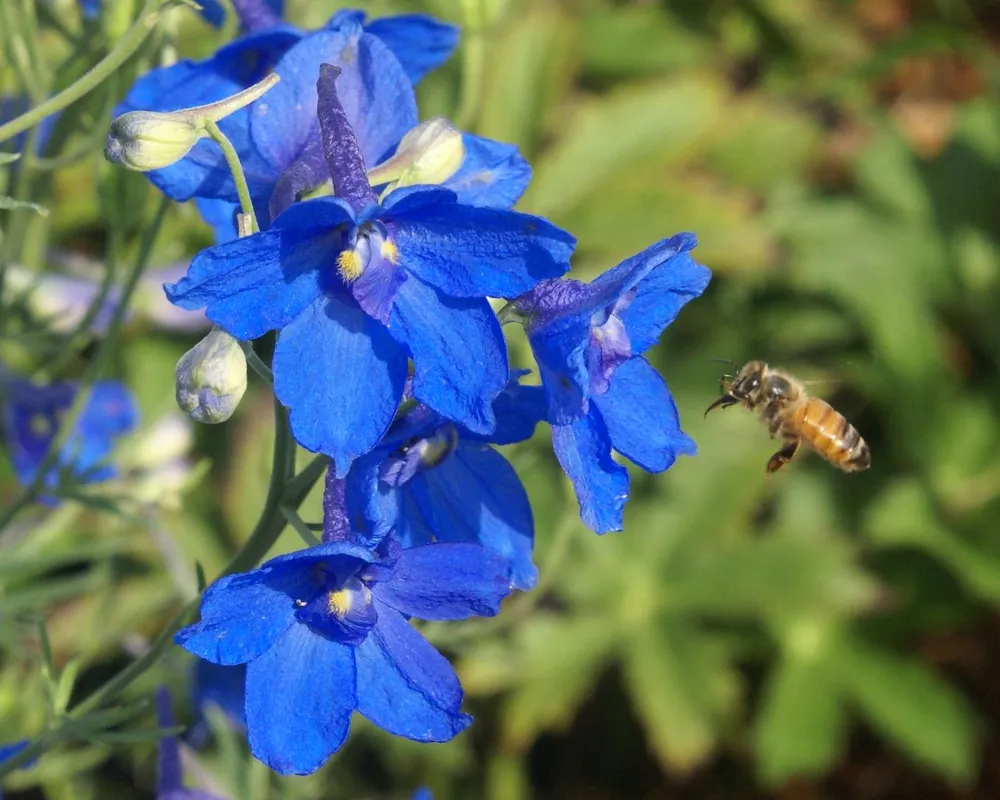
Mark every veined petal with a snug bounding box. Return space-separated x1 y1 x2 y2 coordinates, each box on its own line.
362 14 459 84
620 249 712 355
387 187 574 298
388 277 506 434
593 356 697 472
250 26 416 189
469 377 548 446
379 539 514 619
164 211 348 340
551 409 630 534
245 624 355 775
529 319 591 426
356 602 470 741
175 566 310 665
273 295 407 476
412 446 537 591
444 134 532 209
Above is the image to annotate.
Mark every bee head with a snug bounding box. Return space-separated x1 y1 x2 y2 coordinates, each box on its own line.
729 360 768 401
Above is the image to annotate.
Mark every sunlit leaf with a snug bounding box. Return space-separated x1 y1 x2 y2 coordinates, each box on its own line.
835 635 979 783
622 619 739 773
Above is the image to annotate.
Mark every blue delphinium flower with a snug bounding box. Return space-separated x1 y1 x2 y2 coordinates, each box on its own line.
509 234 711 533
0 376 138 493
155 688 228 800
176 536 513 775
166 65 573 473
329 375 548 590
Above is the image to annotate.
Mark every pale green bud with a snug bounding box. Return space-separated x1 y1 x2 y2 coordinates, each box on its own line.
175 328 247 424
104 111 206 171
368 118 465 192
105 73 280 172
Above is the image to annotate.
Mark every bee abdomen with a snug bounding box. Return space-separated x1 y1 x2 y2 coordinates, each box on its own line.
793 398 870 472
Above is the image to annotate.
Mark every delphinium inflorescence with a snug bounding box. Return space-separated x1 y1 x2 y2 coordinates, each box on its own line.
0 0 710 786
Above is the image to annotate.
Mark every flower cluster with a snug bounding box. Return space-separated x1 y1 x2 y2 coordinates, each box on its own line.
105 2 710 777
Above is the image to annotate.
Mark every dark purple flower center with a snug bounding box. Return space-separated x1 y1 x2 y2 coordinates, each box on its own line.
295 572 378 646
378 423 460 487
586 289 636 396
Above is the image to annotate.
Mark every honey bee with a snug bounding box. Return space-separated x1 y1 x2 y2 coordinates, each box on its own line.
704 360 870 474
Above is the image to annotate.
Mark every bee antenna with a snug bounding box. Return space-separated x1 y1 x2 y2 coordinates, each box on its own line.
708 357 740 369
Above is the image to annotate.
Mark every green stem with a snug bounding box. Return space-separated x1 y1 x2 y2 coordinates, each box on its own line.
0 0 164 146
0 196 168 533
455 0 487 130
221 397 296 576
240 340 273 383
203 119 257 232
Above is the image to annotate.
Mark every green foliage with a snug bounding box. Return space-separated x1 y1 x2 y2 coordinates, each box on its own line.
2 0 1000 797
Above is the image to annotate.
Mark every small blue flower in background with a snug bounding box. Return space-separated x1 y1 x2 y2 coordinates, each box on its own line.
166 65 573 474
192 661 246 734
196 0 285 31
0 739 34 799
511 233 711 533
156 688 229 800
0 376 138 494
329 375 548 590
176 537 513 775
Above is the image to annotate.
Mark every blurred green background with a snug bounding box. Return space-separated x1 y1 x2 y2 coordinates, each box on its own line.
3 0 1000 797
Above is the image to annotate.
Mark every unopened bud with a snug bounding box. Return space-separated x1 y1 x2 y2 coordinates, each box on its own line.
105 73 280 172
368 118 465 191
105 112 205 171
175 328 247 424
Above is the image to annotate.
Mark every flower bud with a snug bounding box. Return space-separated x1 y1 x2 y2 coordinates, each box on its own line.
175 328 247 424
368 118 465 191
104 111 206 171
105 73 280 172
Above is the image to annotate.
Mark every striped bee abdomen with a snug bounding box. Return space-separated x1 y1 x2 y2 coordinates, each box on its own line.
792 398 870 472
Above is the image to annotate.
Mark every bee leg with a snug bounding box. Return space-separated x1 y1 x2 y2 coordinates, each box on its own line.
766 438 799 476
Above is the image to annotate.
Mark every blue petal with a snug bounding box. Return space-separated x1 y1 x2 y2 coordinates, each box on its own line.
356 601 470 740
528 315 591 426
230 0 283 31
250 26 416 192
72 381 138 481
175 566 311 665
387 187 573 298
362 14 459 84
198 0 284 28
245 624 355 775
593 356 697 472
551 409 630 534
116 28 300 202
273 295 407 475
386 485 435 549
165 199 354 339
444 134 532 209
412 445 537 591
193 661 247 732
377 539 514 618
155 688 183 794
388 276 506 434
620 246 712 355
194 198 239 244
0 739 32 770
465 374 549 446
